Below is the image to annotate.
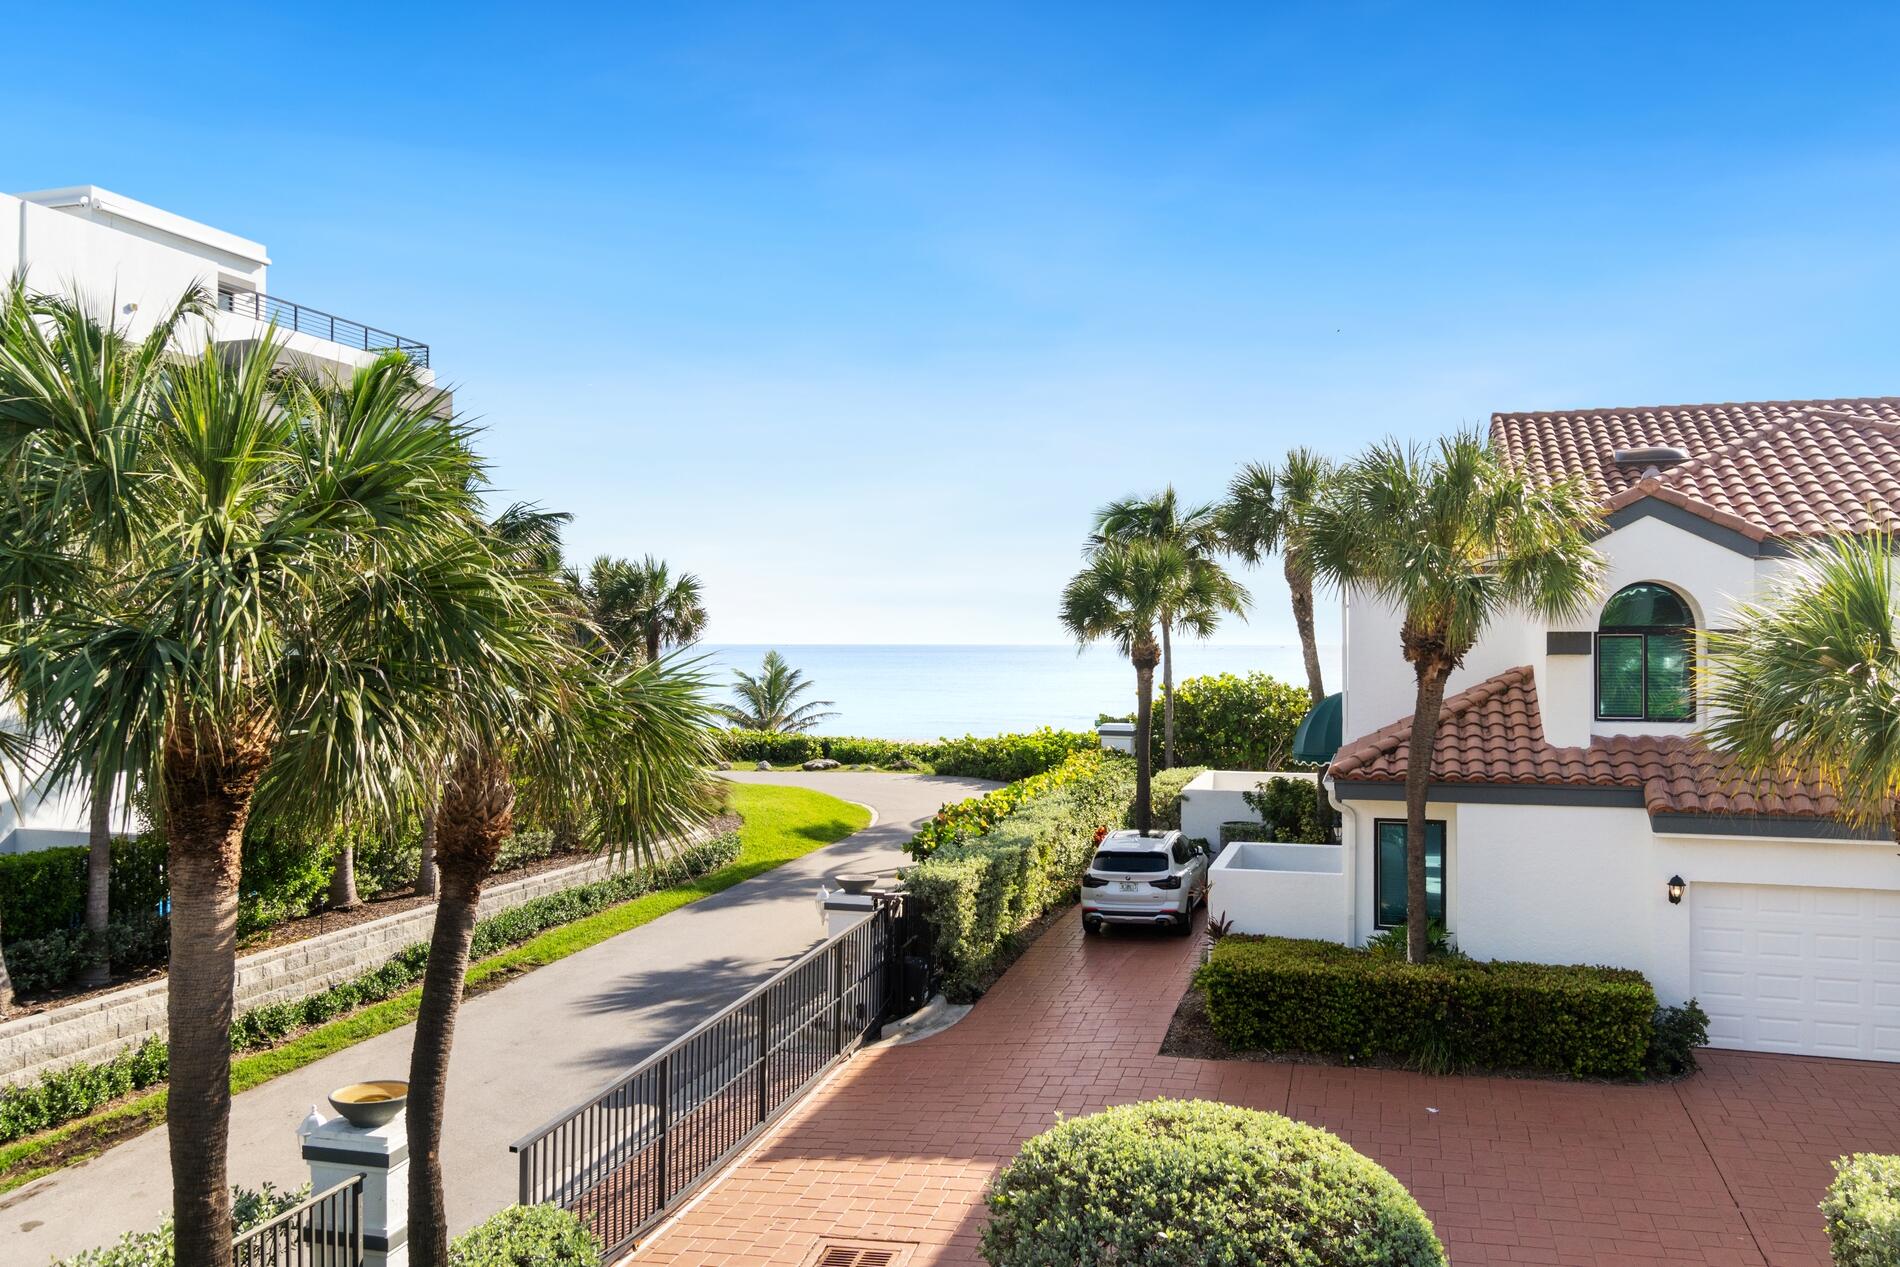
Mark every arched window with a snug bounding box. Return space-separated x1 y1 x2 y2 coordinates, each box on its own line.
1596 582 1696 721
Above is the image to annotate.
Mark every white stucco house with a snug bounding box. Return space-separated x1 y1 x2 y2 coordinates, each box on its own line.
0 185 438 852
1207 397 1900 1063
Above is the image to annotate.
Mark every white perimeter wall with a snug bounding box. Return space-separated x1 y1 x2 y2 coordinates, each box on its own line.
1339 795 1900 1004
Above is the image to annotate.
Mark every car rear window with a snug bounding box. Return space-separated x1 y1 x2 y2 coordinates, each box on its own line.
1093 850 1168 873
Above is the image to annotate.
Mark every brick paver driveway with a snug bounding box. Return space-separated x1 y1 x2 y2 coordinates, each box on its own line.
635 909 1900 1266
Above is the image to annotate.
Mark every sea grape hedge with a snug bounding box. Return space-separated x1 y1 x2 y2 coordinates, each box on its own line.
1823 1153 1900 1267
902 751 1135 1000
717 727 1096 782
1198 935 1657 1079
1161 671 1312 770
980 1099 1447 1266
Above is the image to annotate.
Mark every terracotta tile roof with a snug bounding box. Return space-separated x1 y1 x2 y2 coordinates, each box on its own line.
1329 665 1846 821
1491 398 1900 542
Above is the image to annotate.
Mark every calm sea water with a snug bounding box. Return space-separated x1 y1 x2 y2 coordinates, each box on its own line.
696 644 1339 740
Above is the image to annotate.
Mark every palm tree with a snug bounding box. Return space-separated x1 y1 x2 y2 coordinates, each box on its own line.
1703 532 1900 841
403 509 720 1266
1219 449 1335 705
1092 488 1248 767
82 778 114 985
570 553 707 662
1061 539 1207 833
0 285 484 1261
721 650 838 733
1304 433 1600 962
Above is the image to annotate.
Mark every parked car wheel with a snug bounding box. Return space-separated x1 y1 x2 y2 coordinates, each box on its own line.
1082 916 1104 936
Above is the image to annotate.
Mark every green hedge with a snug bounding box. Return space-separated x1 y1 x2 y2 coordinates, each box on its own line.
719 730 826 764
903 752 1135 1000
0 832 741 1147
451 1204 600 1266
1162 672 1312 770
907 750 1119 860
1147 766 1207 833
1198 936 1657 1079
0 834 169 943
1824 1153 1900 1267
981 1099 1446 1266
716 727 1097 781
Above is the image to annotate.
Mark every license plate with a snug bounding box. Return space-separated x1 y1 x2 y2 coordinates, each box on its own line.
1118 882 1139 892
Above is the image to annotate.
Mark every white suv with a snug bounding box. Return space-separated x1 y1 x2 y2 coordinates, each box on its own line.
1080 829 1208 935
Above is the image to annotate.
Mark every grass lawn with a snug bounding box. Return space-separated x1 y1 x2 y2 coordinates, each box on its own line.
0 781 870 1194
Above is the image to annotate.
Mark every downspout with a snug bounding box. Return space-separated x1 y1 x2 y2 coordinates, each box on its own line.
1326 773 1359 946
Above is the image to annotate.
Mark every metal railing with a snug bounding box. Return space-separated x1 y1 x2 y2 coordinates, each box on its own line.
232 1176 364 1267
511 898 912 1258
218 287 430 369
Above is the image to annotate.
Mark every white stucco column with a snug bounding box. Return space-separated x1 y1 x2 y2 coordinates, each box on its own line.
302 1111 409 1267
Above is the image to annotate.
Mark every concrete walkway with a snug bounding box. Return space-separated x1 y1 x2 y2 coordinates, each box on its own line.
635 904 1900 1267
3 771 995 1263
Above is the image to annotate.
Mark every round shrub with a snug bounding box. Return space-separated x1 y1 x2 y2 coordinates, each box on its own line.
981 1099 1446 1267
450 1204 599 1266
1823 1153 1900 1267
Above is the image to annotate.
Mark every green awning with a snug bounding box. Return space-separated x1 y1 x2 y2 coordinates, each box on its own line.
1291 691 1343 766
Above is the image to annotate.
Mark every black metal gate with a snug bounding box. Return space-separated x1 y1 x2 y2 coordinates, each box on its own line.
509 896 920 1257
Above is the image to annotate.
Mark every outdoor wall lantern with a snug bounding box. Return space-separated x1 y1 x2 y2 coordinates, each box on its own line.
1667 875 1686 905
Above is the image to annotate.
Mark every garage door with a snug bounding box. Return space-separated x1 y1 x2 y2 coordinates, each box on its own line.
1691 883 1900 1061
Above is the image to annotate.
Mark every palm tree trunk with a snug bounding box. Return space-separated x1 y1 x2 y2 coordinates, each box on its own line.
1286 553 1325 704
1160 620 1176 770
328 840 360 910
1402 665 1450 964
645 625 662 664
415 806 438 898
82 778 113 988
406 862 481 1267
164 779 256 1266
408 754 514 1267
1132 643 1159 835
0 914 13 1014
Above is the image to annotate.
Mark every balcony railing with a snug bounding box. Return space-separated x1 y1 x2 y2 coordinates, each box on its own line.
231 1175 364 1266
218 287 430 370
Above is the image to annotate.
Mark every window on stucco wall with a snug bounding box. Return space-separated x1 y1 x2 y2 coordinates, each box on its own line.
1374 819 1445 928
1596 582 1695 722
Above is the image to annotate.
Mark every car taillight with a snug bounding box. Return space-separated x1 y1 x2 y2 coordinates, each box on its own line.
1149 875 1182 890
1081 874 1108 888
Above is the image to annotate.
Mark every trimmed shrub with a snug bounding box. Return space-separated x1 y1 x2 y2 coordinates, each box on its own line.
5 913 171 995
451 1204 600 1266
1147 766 1207 832
54 1184 309 1266
1243 775 1336 843
1824 1154 1900 1267
1198 936 1656 1079
0 833 169 944
824 735 927 767
1163 671 1311 770
904 753 1135 1000
981 1099 1446 1266
1 831 742 1146
1646 999 1710 1078
718 730 824 764
925 729 1096 781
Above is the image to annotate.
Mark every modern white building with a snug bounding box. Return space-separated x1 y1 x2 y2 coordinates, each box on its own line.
0 185 437 851
1206 398 1900 1062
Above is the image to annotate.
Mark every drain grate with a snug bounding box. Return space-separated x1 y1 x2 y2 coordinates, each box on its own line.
804 1241 914 1267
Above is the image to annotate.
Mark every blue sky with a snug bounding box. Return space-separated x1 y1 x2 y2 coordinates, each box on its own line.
10 4 1900 644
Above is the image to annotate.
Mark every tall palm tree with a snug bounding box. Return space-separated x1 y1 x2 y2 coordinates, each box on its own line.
1092 488 1248 767
1219 449 1335 705
82 779 114 985
1703 532 1900 841
1304 433 1600 962
569 553 707 662
0 286 484 1261
1061 539 1211 833
721 650 837 733
403 508 720 1267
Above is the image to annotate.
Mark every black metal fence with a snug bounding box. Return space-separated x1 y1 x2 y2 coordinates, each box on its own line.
218 287 431 369
511 896 921 1257
231 1176 364 1267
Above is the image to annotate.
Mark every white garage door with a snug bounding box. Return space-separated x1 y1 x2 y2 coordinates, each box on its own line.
1691 884 1900 1061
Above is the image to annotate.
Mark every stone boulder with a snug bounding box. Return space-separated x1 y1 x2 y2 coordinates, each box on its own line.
802 758 841 771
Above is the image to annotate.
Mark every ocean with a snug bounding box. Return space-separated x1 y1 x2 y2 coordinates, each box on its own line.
695 644 1339 740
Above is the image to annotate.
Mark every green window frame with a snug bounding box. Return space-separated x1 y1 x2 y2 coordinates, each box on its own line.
1374 819 1446 929
1596 583 1696 722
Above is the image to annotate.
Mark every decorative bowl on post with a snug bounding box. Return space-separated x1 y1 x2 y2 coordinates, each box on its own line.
834 874 878 895
328 1080 410 1127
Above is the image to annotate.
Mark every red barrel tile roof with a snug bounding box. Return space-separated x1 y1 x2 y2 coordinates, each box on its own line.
1491 398 1900 541
1329 665 1845 820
